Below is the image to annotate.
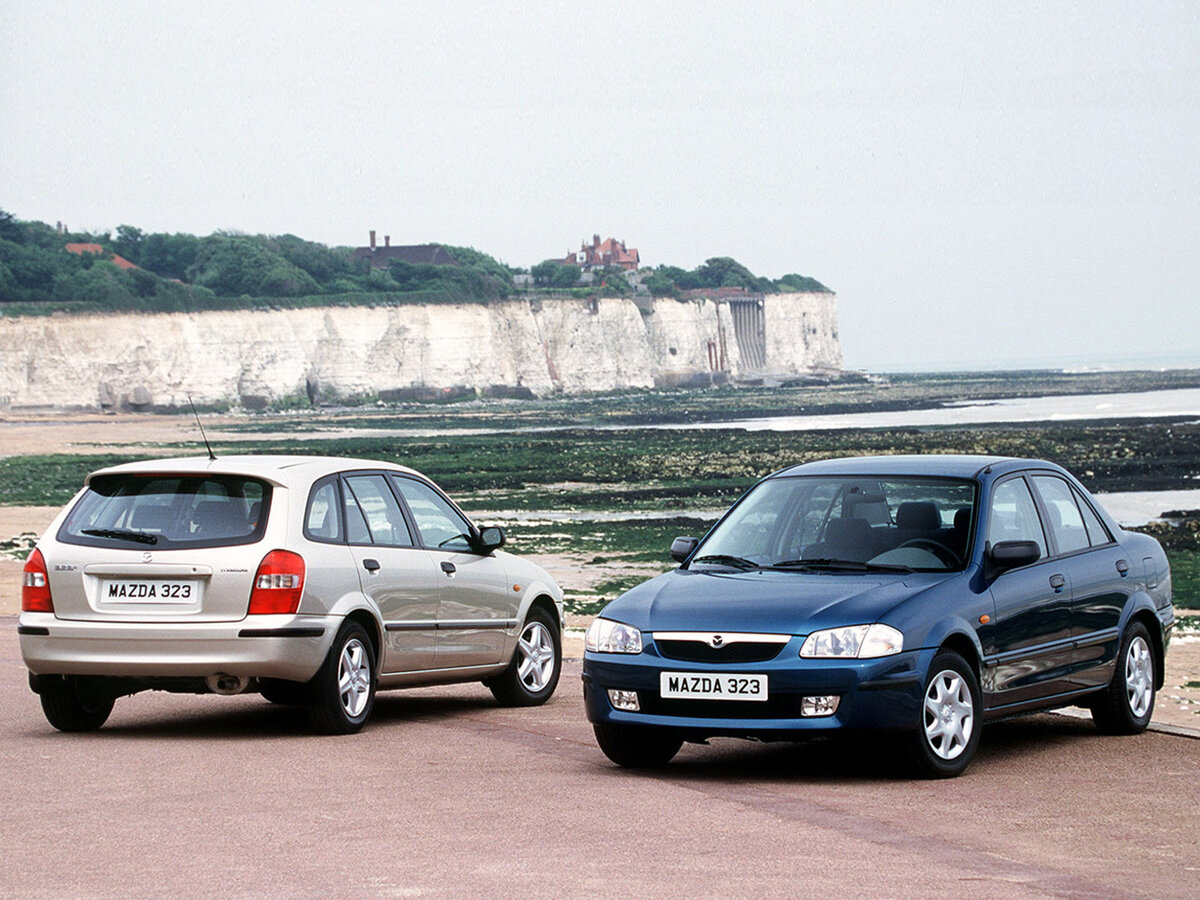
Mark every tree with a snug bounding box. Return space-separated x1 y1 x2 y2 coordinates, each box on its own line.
776 273 831 293
113 225 145 264
272 233 349 283
530 259 560 286
442 245 514 288
54 261 138 307
690 257 773 293
593 266 630 294
185 235 317 297
643 271 678 297
550 264 580 288
0 209 23 244
131 232 201 281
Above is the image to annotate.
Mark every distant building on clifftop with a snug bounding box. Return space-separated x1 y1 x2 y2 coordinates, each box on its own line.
563 234 640 271
349 231 458 269
64 242 139 271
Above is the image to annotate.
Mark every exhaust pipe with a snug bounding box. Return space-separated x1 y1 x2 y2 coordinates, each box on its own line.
205 673 251 695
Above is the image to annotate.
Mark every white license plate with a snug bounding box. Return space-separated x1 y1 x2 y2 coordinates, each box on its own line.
103 580 198 604
660 672 768 701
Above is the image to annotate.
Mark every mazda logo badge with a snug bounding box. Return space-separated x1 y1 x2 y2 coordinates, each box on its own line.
709 634 724 648
142 552 152 563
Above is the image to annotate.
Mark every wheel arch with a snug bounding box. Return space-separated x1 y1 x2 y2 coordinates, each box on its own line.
919 617 984 680
937 630 982 677
526 593 561 631
342 608 383 666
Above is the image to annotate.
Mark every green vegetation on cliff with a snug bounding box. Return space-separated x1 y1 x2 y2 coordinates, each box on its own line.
0 209 830 315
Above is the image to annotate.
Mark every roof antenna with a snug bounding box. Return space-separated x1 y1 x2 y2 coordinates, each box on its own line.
188 394 217 461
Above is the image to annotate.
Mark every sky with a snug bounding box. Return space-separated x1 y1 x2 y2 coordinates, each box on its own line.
2 1 1198 372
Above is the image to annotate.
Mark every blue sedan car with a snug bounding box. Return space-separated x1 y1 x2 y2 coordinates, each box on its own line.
583 455 1173 777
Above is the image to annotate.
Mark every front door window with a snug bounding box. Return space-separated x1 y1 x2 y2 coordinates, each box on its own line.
390 477 472 551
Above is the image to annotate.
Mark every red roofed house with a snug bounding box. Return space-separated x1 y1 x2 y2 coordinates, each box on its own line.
564 235 640 271
65 242 138 270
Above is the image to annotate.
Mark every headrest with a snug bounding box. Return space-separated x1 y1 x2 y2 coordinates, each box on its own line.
130 504 172 531
825 517 872 546
896 501 940 532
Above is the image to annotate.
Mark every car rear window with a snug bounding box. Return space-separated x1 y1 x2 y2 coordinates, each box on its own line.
59 473 271 549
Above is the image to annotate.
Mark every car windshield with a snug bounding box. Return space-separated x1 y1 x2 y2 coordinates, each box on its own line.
691 474 977 572
59 473 271 549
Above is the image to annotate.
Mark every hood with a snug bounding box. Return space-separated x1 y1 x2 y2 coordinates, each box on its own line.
600 567 941 635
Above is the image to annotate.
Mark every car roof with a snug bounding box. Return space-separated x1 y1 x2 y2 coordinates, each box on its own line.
771 454 1066 480
84 455 425 489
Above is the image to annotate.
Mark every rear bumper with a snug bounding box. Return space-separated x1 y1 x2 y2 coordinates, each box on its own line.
18 612 335 682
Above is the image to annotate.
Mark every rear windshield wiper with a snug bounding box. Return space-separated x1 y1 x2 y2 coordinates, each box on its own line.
81 528 159 545
770 558 912 573
690 554 762 570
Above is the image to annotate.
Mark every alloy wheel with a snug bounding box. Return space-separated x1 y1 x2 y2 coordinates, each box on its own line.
338 637 371 718
1125 635 1154 719
516 621 556 691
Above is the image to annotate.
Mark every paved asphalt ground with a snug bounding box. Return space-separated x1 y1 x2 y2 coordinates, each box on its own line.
3 631 1197 900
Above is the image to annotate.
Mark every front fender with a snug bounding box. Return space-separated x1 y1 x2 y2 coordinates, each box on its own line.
513 576 565 632
918 616 987 666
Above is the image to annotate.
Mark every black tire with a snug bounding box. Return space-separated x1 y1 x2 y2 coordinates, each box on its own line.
39 675 115 732
1090 621 1156 735
307 621 376 735
260 678 311 706
593 722 683 768
485 607 561 707
907 651 982 778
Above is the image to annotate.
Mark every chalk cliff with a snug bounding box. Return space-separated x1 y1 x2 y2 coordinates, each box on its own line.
0 293 840 410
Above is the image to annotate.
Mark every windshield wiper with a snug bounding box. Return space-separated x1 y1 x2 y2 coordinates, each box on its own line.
81 528 159 545
690 554 762 570
770 558 912 573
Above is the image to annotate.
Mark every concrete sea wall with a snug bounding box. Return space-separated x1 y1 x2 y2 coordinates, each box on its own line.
0 293 841 410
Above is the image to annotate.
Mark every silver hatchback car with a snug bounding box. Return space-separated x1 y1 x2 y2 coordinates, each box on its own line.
19 455 564 734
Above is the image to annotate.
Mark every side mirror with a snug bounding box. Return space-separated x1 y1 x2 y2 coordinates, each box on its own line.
987 540 1040 574
474 525 506 554
670 536 699 563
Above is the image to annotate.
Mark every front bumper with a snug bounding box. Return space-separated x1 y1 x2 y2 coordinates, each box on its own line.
583 641 930 739
18 611 335 683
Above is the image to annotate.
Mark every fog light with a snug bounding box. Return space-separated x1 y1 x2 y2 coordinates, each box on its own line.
800 695 840 717
607 689 640 711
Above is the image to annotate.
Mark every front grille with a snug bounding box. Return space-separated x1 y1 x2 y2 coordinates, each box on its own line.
638 694 803 719
655 640 785 664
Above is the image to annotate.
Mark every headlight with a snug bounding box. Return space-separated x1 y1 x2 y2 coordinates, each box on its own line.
585 618 643 654
800 623 903 659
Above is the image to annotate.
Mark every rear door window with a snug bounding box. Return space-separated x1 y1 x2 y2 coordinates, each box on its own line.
60 474 270 549
343 474 414 547
1073 487 1113 547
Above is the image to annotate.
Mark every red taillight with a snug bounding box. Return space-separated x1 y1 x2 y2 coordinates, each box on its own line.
248 549 305 615
22 548 54 613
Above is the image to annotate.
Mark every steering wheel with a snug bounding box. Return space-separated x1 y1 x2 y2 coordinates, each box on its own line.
897 539 959 567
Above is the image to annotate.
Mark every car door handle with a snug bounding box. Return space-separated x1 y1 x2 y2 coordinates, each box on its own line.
1049 574 1066 593
440 561 456 575
363 558 380 572
1116 559 1129 577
